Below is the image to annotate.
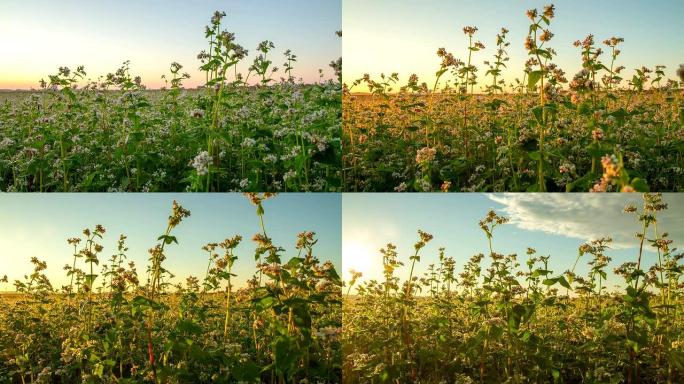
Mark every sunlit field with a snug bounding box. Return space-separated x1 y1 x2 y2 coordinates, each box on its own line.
343 193 683 383
0 194 342 383
342 3 684 192
0 11 342 192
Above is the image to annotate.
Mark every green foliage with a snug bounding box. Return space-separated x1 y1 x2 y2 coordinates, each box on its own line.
0 195 342 383
0 11 341 192
342 4 684 193
343 194 684 383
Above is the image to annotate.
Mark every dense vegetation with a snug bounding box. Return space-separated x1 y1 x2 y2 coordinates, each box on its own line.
343 4 684 192
343 193 683 383
0 11 342 192
0 194 342 383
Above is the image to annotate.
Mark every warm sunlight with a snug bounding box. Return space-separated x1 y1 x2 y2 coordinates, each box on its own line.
343 0 684 94
0 1 341 90
342 239 376 283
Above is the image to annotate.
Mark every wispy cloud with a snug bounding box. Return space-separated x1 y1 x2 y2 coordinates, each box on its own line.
487 194 684 251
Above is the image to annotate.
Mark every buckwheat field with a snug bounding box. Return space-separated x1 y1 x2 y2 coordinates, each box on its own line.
343 193 684 383
0 10 341 192
0 194 342 383
343 3 684 192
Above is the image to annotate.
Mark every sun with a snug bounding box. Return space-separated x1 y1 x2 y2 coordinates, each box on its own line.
342 240 376 283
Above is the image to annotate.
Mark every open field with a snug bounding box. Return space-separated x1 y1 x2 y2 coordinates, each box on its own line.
343 193 684 383
0 194 342 383
0 10 342 192
342 3 684 192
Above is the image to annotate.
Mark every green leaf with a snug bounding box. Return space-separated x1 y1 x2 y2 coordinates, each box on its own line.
527 70 543 90
531 268 551 278
259 296 275 309
625 285 638 299
176 319 202 334
630 178 650 192
527 71 543 91
157 235 178 245
84 274 98 288
531 105 544 124
234 361 261 381
586 142 604 158
131 295 157 316
93 363 104 377
534 49 552 60
669 350 684 370
273 335 300 376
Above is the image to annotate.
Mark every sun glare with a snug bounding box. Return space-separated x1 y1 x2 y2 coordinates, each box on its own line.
342 240 376 282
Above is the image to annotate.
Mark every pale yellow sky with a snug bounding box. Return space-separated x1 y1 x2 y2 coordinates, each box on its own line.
0 1 341 89
343 0 684 93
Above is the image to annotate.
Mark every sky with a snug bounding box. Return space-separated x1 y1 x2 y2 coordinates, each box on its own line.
0 0 341 89
343 193 684 293
0 193 341 291
343 0 684 93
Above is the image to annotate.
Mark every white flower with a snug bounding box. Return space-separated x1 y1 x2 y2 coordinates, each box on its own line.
418 179 432 192
394 182 407 192
0 137 14 149
237 106 250 118
415 147 436 164
191 151 211 176
283 169 297 181
241 137 257 148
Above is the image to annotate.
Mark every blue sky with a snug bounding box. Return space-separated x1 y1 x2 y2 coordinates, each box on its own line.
0 0 341 89
343 193 684 292
343 0 684 92
0 193 341 291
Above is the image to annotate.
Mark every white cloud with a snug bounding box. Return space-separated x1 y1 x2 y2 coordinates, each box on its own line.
487 193 684 251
